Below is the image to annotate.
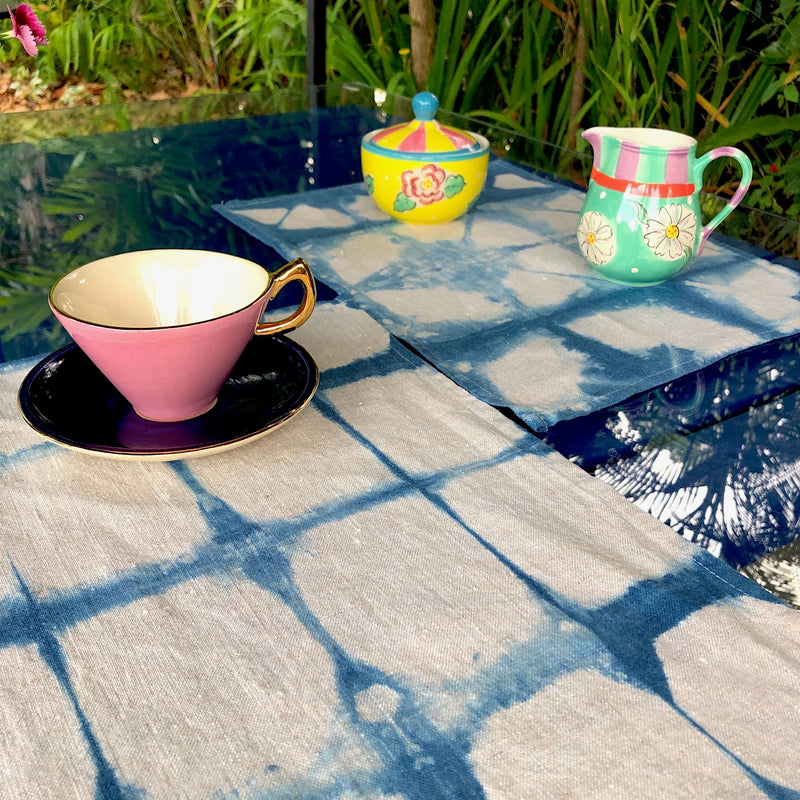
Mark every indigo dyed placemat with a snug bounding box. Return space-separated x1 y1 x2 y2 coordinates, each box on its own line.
215 161 800 431
2 300 800 797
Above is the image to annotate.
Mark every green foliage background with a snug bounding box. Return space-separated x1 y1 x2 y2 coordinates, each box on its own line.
1 1 798 228
3 0 307 98
3 1 797 214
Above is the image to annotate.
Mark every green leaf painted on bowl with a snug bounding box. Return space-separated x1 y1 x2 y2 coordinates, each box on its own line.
443 174 465 198
394 192 416 212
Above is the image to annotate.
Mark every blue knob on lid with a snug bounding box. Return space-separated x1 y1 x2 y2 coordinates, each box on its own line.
412 92 439 122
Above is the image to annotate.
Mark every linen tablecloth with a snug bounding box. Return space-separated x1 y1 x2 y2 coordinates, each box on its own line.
2 300 800 798
215 161 800 432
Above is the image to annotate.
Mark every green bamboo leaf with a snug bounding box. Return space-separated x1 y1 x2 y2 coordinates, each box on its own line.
761 13 800 63
700 114 800 150
427 0 469 96
465 109 529 135
441 0 514 110
60 215 103 243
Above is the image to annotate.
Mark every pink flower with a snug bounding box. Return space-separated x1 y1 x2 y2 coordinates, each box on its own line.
401 164 447 206
8 4 48 56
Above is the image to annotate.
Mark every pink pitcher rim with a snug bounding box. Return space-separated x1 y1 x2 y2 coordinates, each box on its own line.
583 126 697 149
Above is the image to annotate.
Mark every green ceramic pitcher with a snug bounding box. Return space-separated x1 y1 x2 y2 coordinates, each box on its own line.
576 127 753 286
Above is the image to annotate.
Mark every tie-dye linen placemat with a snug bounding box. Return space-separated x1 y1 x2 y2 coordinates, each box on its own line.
215 160 800 431
2 299 800 797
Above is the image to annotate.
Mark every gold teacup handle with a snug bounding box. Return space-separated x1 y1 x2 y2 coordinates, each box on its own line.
255 258 317 335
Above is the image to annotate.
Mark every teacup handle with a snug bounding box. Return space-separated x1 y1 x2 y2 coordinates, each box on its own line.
693 146 753 254
255 257 317 335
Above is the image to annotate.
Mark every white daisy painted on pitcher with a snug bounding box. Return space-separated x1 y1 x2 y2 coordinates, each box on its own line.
577 211 616 265
643 204 697 260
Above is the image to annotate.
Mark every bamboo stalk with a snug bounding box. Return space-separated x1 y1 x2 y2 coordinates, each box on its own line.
669 71 730 127
409 0 436 90
717 60 758 116
567 19 586 150
538 0 569 23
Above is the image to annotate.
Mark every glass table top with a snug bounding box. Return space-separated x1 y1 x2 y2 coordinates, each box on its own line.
2 82 799 606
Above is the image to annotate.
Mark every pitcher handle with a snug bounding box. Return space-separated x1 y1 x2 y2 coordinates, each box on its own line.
255 258 317 335
693 147 753 254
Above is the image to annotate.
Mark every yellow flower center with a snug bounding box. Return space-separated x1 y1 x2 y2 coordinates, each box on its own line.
665 224 679 239
586 232 596 246
422 178 434 190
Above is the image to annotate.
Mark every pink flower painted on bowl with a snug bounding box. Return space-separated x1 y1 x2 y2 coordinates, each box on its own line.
7 3 48 56
401 164 447 206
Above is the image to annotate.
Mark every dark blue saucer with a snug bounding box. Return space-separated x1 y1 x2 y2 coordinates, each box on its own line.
18 336 318 460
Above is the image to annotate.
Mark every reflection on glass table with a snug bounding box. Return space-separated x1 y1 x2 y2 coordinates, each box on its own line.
1 82 799 607
541 333 800 607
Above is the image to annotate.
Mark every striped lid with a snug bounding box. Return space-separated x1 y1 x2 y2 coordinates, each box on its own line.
369 92 483 155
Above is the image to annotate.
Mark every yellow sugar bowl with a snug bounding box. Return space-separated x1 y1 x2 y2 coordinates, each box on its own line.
361 92 490 224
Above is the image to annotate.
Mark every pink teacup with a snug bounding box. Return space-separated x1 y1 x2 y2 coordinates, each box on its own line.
49 249 316 422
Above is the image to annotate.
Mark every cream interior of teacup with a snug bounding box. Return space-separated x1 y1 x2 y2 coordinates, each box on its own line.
51 250 271 329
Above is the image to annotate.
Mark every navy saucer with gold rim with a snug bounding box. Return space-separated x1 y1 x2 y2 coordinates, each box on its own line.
18 336 318 460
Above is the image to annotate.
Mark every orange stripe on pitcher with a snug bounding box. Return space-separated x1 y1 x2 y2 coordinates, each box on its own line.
591 168 695 198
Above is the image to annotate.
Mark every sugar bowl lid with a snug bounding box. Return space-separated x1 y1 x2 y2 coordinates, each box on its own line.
363 92 486 158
